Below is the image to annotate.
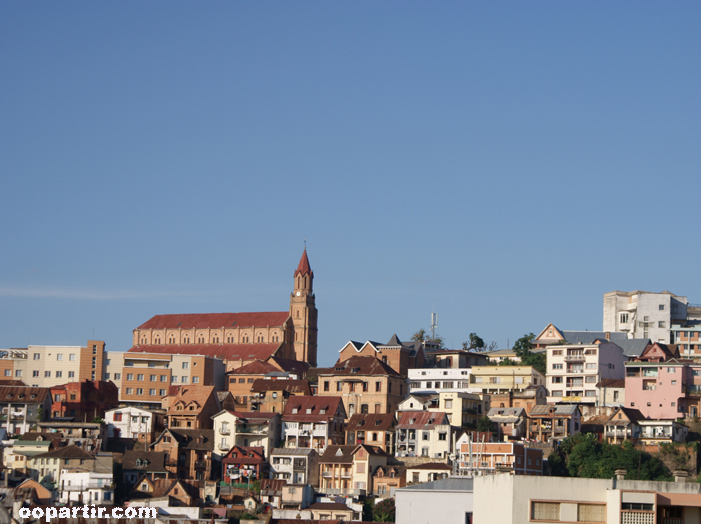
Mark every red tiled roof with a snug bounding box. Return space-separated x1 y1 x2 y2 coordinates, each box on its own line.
251 379 311 395
136 312 290 330
318 355 400 377
282 396 344 422
267 356 311 376
227 360 280 375
345 413 396 432
396 411 449 429
294 249 312 277
128 343 282 361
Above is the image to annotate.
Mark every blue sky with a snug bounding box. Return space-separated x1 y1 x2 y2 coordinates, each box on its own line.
1 2 700 366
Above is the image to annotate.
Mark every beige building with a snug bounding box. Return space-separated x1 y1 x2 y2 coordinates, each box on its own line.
470 366 545 395
0 340 106 387
104 352 225 406
428 391 487 427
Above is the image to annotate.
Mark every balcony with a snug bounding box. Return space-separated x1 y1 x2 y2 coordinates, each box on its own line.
564 354 585 362
237 427 267 435
194 461 208 470
219 428 231 435
61 482 114 491
218 443 230 451
322 488 365 497
321 471 333 478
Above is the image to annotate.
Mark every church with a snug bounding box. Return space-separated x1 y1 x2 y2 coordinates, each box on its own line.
127 249 318 370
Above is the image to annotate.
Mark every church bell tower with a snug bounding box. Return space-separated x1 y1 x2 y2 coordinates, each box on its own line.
290 248 318 367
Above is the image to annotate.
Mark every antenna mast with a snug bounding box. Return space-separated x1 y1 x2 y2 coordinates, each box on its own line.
430 312 438 341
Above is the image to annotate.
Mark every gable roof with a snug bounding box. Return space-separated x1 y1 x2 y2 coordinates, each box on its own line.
610 339 651 358
222 446 265 463
345 413 396 432
267 356 310 376
0 386 50 403
529 404 581 417
260 478 287 496
123 450 167 472
137 312 290 330
319 355 400 377
607 407 646 425
282 396 345 422
166 385 216 414
406 462 452 471
294 249 312 277
162 429 215 451
227 360 280 375
319 445 355 464
636 343 680 361
35 445 94 460
250 379 311 395
596 378 625 389
129 343 282 361
396 411 449 429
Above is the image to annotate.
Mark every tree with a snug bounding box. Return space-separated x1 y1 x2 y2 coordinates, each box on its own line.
509 333 546 375
512 333 535 359
411 329 426 342
372 497 396 522
462 333 485 351
476 416 496 433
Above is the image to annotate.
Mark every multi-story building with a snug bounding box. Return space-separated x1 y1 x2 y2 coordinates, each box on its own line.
104 406 165 439
405 463 452 485
671 321 701 357
163 385 220 430
58 468 114 504
408 368 473 394
281 396 346 452
126 249 319 368
249 379 311 414
546 342 626 404
318 444 388 497
36 422 106 453
316 355 407 418
0 386 51 436
427 392 487 428
150 428 215 481
104 352 225 407
470 366 545 395
372 465 405 498
527 404 582 442
0 340 106 387
487 407 527 440
489 385 547 414
395 411 451 459
425 348 489 368
269 447 319 485
221 445 265 483
454 433 543 475
49 379 118 421
28 446 112 490
345 413 396 454
211 410 281 459
336 335 428 377
604 290 696 343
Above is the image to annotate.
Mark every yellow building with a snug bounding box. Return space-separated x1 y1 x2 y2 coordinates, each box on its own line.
470 366 545 395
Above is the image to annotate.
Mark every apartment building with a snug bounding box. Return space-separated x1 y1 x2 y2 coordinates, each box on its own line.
408 368 473 394
281 396 346 452
249 379 311 413
345 413 396 454
395 411 451 459
269 447 319 485
0 386 52 436
49 380 118 421
425 348 489 368
454 433 543 476
528 404 582 442
604 290 694 343
150 428 215 481
427 391 487 427
319 444 388 497
105 351 225 406
211 410 281 459
546 342 625 404
317 355 406 418
0 340 106 387
104 406 165 439
470 366 545 395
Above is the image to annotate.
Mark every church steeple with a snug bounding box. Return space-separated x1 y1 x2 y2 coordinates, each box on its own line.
290 248 317 367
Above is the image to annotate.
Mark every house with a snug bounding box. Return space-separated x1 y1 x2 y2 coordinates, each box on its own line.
151 428 216 481
309 502 358 521
104 405 165 440
397 393 439 412
596 378 626 408
0 386 51 436
49 379 118 421
269 447 319 486
36 421 106 452
395 411 452 459
249 379 311 414
408 368 474 395
163 385 220 430
272 483 315 520
316 355 407 418
396 477 474 524
130 476 201 506
336 334 428 377
487 407 526 440
469 366 545 395
372 465 405 498
58 468 114 504
625 360 690 419
405 463 452 485
344 413 396 454
631 342 680 362
281 396 346 452
211 410 281 459
426 391 488 428
425 348 489 368
319 444 388 497
222 446 265 483
6 435 57 481
260 478 287 507
27 445 111 490
488 385 547 414
121 450 169 486
226 360 283 405
527 404 582 442
454 433 543 476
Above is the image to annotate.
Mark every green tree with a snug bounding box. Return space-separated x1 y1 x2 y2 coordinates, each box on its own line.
476 416 496 433
411 329 426 342
512 333 535 359
509 333 546 375
372 497 396 522
462 333 485 351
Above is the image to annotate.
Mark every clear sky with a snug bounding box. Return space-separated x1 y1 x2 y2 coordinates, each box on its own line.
1 2 700 366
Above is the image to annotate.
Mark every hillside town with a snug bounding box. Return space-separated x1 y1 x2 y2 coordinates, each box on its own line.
0 251 700 524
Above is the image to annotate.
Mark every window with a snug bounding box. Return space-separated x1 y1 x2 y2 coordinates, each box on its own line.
671 380 677 385
136 388 144 395
150 375 156 381
659 304 665 311
56 371 62 378
438 432 447 441
137 374 144 381
192 376 199 383
659 321 666 328
551 391 563 397
182 362 189 369
15 370 21 377
324 381 329 392
172 376 178 383
585 390 596 397
114 413 122 422
552 364 563 370
3 370 10 377
127 374 134 381
57 354 63 361
113 373 120 379
182 376 188 383
104 373 110 380
32 370 39 377
126 388 133 395
532 502 559 520
585 376 596 383
69 371 75 378
668 367 676 373
33 353 40 360
375 381 381 392
552 350 563 356
620 313 628 324
336 382 342 392
160 375 167 382
160 389 166 396
69 354 76 361
445 399 453 409
45 370 52 377
586 363 597 369
422 431 429 441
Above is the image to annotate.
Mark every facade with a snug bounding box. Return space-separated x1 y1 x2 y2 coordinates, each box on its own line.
344 413 396 455
126 249 318 368
528 404 582 442
624 360 688 419
426 349 489 368
489 385 547 414
405 463 452 485
487 407 527 440
395 411 452 459
596 379 626 408
211 410 281 459
221 446 265 483
317 355 407 418
121 450 169 485
337 334 428 377
249 379 311 414
318 444 388 497
269 447 319 485
150 428 215 481
0 386 52 436
473 473 701 524
604 290 692 343
454 433 543 476
58 469 114 504
426 391 487 427
470 366 545 394
164 385 220 430
373 465 405 498
396 477 473 524
546 342 626 404
104 406 164 439
0 340 106 387
104 351 225 407
49 380 118 421
408 368 473 394
36 421 106 452
281 396 346 451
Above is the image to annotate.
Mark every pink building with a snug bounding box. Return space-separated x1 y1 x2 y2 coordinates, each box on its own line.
624 360 697 419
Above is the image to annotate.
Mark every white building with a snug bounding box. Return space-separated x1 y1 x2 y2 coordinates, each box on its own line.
395 411 451 459
408 368 475 394
211 410 281 460
546 342 626 404
104 406 161 439
604 290 692 343
396 477 474 524
269 448 319 485
58 469 114 504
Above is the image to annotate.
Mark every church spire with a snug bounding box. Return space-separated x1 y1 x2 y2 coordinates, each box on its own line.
294 248 313 278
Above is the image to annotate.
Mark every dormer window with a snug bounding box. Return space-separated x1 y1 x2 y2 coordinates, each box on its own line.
319 409 326 414
306 407 313 414
352 368 360 373
292 408 299 414
375 420 381 426
335 449 344 456
30 394 36 399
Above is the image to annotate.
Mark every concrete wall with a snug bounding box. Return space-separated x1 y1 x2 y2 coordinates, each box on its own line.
396 485 473 524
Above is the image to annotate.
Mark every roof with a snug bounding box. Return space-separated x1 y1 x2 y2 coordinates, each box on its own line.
319 446 355 464
399 477 473 491
282 396 344 422
612 339 651 358
166 385 216 414
373 464 406 477
560 331 628 344
260 478 287 496
0 386 50 403
35 445 94 460
309 502 352 511
122 450 167 472
345 413 396 432
136 312 290 330
395 411 449 429
217 410 278 422
529 404 580 417
227 360 280 375
19 432 64 441
294 249 313 277
270 447 318 457
596 378 626 388
223 446 266 463
267 356 310 376
487 407 525 423
406 462 452 471
128 343 281 361
166 429 215 451
250 379 311 394
318 355 400 377
608 407 646 425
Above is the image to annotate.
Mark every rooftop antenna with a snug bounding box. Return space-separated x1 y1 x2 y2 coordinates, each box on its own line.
304 238 306 249
430 312 438 341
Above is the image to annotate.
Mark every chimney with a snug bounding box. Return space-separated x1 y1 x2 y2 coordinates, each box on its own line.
673 470 688 483
614 469 627 480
